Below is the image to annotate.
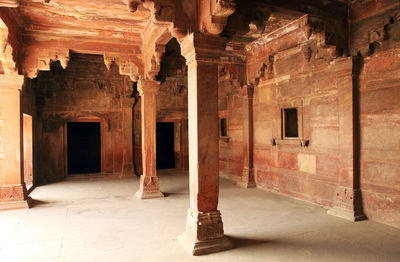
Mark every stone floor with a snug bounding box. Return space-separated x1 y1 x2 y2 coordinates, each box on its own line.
0 169 399 262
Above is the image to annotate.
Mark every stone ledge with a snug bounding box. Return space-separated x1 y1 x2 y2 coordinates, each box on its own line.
0 197 32 211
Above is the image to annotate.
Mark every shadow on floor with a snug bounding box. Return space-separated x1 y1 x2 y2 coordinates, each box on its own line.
227 235 277 248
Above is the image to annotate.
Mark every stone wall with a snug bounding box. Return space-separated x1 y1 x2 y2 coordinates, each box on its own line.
351 1 400 228
218 63 246 182
30 53 135 183
244 16 343 207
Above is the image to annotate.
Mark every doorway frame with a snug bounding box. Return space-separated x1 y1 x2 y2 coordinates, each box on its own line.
64 117 105 177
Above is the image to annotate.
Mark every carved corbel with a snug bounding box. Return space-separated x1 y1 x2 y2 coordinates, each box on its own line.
0 29 17 75
21 48 70 78
122 0 144 13
201 0 236 35
104 53 142 81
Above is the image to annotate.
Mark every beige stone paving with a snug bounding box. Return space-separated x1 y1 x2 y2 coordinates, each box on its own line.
0 169 399 262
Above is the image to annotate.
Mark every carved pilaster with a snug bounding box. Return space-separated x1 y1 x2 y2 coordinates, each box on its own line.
328 57 366 222
237 85 256 188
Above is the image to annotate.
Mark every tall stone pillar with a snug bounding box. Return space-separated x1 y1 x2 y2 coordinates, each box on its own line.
0 74 31 210
237 84 256 188
328 57 366 221
135 79 164 199
178 33 232 256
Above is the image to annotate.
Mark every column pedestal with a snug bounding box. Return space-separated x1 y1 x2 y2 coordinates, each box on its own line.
178 209 232 256
237 167 256 188
135 175 164 199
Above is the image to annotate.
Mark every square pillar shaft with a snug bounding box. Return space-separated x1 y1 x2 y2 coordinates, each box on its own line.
178 33 232 256
135 79 163 199
237 85 256 188
0 74 31 210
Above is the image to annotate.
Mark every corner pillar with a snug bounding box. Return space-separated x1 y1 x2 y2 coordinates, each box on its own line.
237 85 256 188
177 33 232 256
0 74 31 210
135 79 164 199
328 57 366 221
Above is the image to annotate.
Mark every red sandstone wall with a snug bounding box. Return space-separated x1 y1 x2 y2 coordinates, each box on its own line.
244 17 343 207
351 1 400 228
218 64 245 181
31 53 135 183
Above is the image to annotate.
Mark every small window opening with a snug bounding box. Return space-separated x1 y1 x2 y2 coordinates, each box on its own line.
220 118 227 137
283 108 298 138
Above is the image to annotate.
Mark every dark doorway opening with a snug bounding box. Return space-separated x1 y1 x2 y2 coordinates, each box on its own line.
67 122 101 174
156 122 175 169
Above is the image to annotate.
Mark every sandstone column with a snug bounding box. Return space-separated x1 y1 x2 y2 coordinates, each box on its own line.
178 33 232 255
237 84 256 188
135 79 164 199
328 57 366 221
0 74 31 210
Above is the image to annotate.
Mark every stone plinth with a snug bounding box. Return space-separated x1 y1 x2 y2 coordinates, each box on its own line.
178 209 232 256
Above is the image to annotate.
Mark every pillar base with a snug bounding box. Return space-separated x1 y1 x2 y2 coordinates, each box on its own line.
327 206 367 222
237 168 256 188
178 209 233 256
0 197 32 211
135 175 164 199
328 187 367 222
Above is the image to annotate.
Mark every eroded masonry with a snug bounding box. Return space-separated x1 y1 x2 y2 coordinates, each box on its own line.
0 0 399 256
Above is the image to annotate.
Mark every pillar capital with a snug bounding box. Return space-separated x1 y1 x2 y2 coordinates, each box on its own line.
180 33 226 65
0 74 24 91
137 79 160 96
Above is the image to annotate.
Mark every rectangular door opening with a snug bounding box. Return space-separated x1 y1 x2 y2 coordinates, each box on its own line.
156 122 175 169
67 122 101 174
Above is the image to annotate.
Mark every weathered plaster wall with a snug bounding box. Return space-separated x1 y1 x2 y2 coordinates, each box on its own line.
244 16 343 207
351 1 400 228
31 53 135 183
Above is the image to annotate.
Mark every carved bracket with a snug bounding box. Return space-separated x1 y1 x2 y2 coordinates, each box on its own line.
104 53 143 81
22 48 70 78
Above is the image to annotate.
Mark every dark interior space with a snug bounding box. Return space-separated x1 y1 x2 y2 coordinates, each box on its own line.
67 122 101 174
284 108 298 138
156 122 175 169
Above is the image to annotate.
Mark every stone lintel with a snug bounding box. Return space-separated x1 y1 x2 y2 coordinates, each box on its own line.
135 175 164 199
178 209 233 256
